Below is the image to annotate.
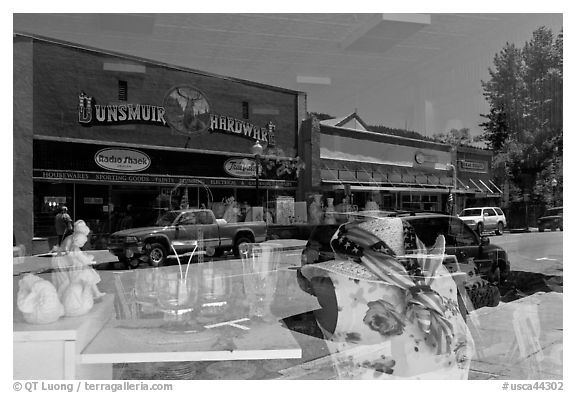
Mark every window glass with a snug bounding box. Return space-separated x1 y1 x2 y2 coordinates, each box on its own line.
460 209 482 216
449 218 478 246
408 218 450 248
156 211 180 226
197 211 214 224
485 208 497 216
495 208 504 215
179 212 197 225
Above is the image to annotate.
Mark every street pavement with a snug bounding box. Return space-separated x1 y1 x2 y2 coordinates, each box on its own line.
491 231 563 277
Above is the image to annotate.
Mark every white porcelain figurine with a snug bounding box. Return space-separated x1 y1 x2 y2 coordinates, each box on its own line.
17 274 64 324
52 220 105 317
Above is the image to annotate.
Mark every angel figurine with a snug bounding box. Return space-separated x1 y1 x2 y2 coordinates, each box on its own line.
51 220 105 317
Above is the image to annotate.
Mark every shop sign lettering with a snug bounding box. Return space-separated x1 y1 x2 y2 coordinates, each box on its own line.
34 170 296 188
94 148 151 172
459 159 486 172
223 158 259 178
209 114 276 145
78 92 167 126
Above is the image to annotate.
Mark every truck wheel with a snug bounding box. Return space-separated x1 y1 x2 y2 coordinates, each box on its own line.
233 236 253 257
476 222 484 236
148 242 167 267
538 226 545 232
495 222 504 236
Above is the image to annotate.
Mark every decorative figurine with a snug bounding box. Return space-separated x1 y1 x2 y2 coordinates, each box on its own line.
17 274 64 324
308 194 323 225
52 220 106 317
222 196 240 223
324 197 336 224
300 217 474 379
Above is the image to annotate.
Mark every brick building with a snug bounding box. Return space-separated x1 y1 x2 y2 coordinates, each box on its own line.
13 33 306 251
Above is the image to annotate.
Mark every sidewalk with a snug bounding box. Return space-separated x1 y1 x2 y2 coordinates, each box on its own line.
467 291 562 380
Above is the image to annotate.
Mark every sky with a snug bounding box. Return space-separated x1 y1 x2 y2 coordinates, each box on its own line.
10 12 563 140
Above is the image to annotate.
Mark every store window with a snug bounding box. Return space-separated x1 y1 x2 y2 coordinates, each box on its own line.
401 193 441 211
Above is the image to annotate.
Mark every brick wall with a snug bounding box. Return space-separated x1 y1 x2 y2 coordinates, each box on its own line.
13 36 34 252
32 40 301 157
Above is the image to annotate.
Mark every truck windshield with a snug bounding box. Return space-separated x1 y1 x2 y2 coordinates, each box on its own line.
155 211 180 226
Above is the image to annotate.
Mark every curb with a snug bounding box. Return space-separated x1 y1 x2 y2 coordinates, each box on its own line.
508 228 531 234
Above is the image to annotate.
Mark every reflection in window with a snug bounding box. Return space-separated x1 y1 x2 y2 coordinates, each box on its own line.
449 219 477 246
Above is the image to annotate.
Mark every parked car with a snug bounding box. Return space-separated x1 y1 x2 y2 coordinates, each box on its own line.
537 207 563 232
301 213 509 285
108 209 267 268
458 207 507 235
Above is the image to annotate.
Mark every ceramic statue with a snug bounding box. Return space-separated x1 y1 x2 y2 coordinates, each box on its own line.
17 274 64 324
300 217 474 379
52 220 105 317
324 197 336 224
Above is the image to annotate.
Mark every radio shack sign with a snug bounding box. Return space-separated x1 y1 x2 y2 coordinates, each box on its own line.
78 92 167 126
95 148 151 172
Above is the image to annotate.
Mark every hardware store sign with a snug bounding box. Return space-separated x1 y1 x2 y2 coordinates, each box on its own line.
94 148 151 172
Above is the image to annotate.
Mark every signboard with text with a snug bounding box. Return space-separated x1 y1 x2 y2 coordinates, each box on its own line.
33 169 296 189
458 159 487 173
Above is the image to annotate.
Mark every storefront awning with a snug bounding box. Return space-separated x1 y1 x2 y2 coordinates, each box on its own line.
456 177 502 197
321 180 450 193
321 161 453 189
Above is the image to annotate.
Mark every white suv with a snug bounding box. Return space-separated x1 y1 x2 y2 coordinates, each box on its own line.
458 207 507 235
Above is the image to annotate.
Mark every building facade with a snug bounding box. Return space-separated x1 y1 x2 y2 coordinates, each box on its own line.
454 145 502 210
299 113 501 216
14 34 306 250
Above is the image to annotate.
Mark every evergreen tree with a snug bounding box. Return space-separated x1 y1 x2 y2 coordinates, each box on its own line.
479 26 562 206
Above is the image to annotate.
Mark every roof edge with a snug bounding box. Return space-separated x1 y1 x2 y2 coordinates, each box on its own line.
14 31 306 96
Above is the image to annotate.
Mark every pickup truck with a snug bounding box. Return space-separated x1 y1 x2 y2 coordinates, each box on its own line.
107 209 267 268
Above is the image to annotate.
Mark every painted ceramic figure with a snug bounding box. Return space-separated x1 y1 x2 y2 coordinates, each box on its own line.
300 217 474 379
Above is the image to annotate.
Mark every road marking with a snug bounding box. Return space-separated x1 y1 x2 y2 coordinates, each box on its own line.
536 257 558 261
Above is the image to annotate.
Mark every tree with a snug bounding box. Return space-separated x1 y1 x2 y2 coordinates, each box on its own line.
479 26 562 206
431 127 482 147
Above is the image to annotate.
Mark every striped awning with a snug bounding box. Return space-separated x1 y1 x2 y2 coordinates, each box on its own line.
458 177 502 196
